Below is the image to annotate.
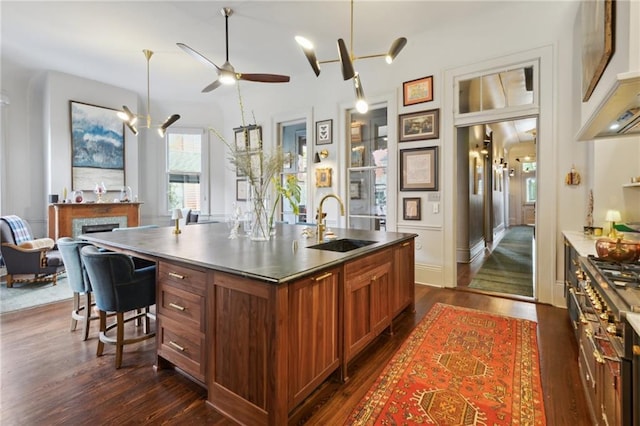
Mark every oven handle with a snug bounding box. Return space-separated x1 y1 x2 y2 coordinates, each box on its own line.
586 329 623 366
585 327 607 364
569 288 588 328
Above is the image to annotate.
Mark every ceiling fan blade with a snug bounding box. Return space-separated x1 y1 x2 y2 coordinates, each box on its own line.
177 42 221 72
238 73 290 83
337 38 355 80
202 80 222 92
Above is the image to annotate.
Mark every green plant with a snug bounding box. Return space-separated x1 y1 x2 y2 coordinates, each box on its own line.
269 174 301 229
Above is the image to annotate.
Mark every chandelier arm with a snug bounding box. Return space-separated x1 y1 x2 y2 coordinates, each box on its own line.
350 0 354 60
352 53 386 61
318 59 341 65
146 51 152 128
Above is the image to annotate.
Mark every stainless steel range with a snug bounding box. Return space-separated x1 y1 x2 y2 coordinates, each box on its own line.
574 255 640 426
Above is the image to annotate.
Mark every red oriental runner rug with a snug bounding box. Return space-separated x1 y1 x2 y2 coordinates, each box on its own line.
346 303 546 425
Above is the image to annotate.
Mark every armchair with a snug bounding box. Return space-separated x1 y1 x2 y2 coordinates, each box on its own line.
0 215 64 288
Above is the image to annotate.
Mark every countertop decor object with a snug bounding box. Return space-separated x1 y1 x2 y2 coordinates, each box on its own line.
595 237 639 263
209 85 299 241
605 209 622 239
171 208 183 235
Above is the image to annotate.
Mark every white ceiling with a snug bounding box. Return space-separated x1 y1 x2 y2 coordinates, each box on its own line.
2 1 501 103
1 1 536 147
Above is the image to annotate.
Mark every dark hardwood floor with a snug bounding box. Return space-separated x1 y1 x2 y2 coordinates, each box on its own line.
0 285 591 425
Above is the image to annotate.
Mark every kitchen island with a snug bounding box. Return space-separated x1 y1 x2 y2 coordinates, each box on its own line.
81 222 417 425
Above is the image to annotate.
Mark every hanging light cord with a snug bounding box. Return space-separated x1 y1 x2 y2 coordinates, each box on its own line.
145 50 152 128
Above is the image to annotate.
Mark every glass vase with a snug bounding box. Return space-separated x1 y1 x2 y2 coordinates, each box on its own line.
249 188 270 242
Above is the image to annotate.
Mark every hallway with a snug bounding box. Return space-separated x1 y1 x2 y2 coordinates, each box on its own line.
457 225 535 300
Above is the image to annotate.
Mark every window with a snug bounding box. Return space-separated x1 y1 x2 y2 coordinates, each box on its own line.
525 177 537 203
456 65 536 116
166 129 205 212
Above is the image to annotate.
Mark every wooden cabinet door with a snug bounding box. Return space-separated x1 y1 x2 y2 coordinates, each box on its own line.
391 240 414 317
288 268 341 408
344 251 392 362
369 263 391 337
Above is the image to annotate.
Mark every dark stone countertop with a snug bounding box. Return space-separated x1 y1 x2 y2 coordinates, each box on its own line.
80 222 417 284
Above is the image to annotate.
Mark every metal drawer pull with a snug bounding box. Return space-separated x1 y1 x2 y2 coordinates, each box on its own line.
313 272 333 281
168 272 186 279
402 242 410 247
169 302 186 311
169 341 185 352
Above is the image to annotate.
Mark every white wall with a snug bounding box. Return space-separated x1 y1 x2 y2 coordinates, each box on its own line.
4 1 635 307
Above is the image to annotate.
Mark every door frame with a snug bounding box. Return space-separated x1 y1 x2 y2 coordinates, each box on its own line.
443 46 556 305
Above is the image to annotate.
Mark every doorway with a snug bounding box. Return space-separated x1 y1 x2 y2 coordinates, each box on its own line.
456 118 537 298
452 61 540 299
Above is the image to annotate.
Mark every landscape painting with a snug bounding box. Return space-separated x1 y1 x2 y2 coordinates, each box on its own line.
70 101 125 191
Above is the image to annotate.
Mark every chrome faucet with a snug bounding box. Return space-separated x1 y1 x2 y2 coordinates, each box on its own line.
316 194 345 242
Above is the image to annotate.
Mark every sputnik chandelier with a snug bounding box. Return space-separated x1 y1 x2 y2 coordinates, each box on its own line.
295 0 407 113
118 49 180 136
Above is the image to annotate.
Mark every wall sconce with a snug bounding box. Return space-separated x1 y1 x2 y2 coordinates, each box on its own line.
480 142 489 155
314 149 329 163
171 208 183 234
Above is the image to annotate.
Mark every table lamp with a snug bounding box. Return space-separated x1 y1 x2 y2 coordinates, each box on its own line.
171 208 183 235
605 209 621 239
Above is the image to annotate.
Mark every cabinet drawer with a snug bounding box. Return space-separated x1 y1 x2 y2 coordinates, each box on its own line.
159 261 206 294
158 282 205 331
158 314 205 382
345 248 391 277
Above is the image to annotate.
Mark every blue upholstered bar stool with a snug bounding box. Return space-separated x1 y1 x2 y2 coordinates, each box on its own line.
80 245 156 368
57 237 97 340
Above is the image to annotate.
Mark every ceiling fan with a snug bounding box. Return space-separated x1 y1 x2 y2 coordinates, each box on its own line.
177 7 290 93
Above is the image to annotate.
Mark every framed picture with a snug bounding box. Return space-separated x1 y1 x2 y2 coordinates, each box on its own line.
399 109 439 142
403 75 433 106
400 146 438 191
316 119 333 145
581 0 614 102
351 145 365 167
250 153 261 177
315 167 332 188
349 181 361 199
234 127 248 151
236 179 248 201
351 123 362 143
70 101 125 191
248 125 262 150
403 197 421 220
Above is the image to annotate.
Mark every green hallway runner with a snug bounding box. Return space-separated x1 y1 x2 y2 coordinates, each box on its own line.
469 226 534 297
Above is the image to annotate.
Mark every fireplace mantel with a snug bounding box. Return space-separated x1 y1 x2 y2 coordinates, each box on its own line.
48 202 141 239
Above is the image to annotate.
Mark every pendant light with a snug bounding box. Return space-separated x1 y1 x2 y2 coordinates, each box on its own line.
118 49 180 137
295 0 406 111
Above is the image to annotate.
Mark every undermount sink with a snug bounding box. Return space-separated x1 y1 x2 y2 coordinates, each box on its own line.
307 238 377 253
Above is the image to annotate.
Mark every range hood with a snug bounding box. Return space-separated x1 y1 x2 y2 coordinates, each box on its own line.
577 71 640 141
